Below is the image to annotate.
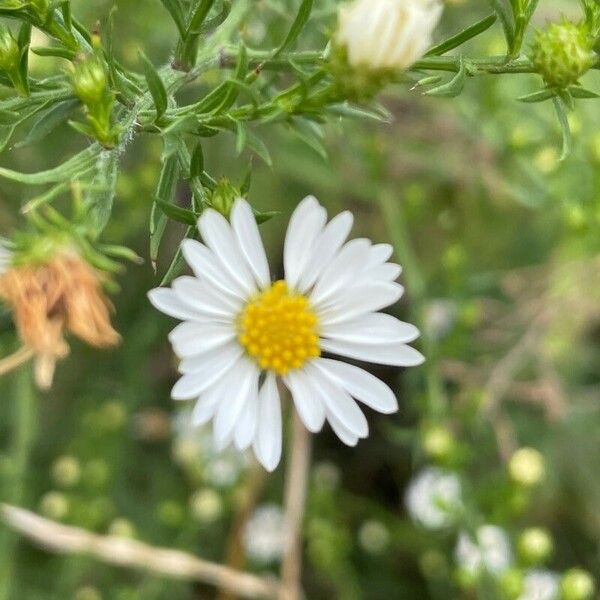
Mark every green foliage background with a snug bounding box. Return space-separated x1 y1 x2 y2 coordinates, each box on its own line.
0 0 599 598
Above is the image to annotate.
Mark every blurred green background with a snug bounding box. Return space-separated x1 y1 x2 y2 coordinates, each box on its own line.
0 0 599 598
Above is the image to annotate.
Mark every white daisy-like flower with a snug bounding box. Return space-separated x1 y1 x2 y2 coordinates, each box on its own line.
518 570 560 600
0 239 12 275
243 503 286 563
455 525 512 576
336 0 443 72
405 467 462 529
149 196 423 471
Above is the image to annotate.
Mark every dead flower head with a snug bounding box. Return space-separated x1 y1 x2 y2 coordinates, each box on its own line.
0 251 120 389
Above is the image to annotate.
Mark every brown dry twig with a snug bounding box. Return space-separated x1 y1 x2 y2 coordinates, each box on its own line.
0 503 279 599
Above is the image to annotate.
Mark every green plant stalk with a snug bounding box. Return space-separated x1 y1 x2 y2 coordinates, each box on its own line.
0 366 36 600
378 190 447 418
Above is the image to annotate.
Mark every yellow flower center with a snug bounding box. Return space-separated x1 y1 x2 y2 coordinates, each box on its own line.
237 280 320 375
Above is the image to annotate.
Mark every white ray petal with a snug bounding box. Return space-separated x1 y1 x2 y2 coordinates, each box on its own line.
296 211 354 293
172 344 243 399
320 338 425 367
230 198 271 289
284 369 326 433
314 358 398 414
181 239 247 300
198 208 256 295
317 282 404 326
234 382 259 451
168 321 235 358
148 288 208 322
284 196 327 290
327 410 359 447
320 313 420 345
253 373 282 471
367 244 394 267
305 363 369 438
213 358 259 448
310 238 372 308
172 276 240 318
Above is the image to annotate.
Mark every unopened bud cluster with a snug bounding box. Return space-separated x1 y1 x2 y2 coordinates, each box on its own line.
531 21 596 88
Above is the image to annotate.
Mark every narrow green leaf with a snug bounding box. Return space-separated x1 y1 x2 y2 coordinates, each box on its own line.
0 145 100 185
424 59 467 98
17 22 31 95
156 199 198 226
60 0 72 30
235 121 248 155
84 150 119 236
186 0 217 36
517 89 555 103
274 0 314 57
159 0 187 37
15 99 78 147
254 209 278 224
150 153 181 267
426 14 497 56
0 109 20 125
552 97 572 161
245 130 272 167
569 85 600 99
488 0 515 47
139 52 168 121
31 46 76 60
189 142 204 179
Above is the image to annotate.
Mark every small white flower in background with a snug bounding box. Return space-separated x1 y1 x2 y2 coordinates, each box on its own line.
455 525 512 576
150 197 423 472
0 239 12 274
518 570 560 600
336 0 443 72
405 467 462 529
424 299 457 340
243 504 286 563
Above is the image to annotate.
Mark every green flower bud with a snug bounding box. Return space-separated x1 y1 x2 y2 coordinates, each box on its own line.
560 569 595 600
189 489 223 523
210 179 240 218
74 587 102 600
499 568 525 600
39 491 70 520
508 447 545 487
517 527 553 565
108 518 136 538
71 57 108 106
422 424 456 461
531 21 596 88
51 455 81 488
0 28 20 74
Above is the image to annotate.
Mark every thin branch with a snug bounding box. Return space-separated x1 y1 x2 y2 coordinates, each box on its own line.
0 346 33 377
0 504 279 600
279 412 312 600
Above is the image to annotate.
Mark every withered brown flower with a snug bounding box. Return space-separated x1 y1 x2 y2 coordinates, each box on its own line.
0 252 120 389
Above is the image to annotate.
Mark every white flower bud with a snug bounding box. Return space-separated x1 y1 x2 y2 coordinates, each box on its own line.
336 0 443 72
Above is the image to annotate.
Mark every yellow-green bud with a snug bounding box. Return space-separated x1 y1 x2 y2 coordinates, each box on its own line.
508 447 545 487
531 21 596 88
0 29 20 74
422 424 456 461
108 518 136 538
74 587 102 600
210 179 240 218
71 57 108 106
51 455 81 488
517 528 553 565
189 489 223 523
39 491 70 520
499 568 525 600
560 569 595 600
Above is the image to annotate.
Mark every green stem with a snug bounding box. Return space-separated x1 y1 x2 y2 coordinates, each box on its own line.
378 190 447 418
0 366 36 600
